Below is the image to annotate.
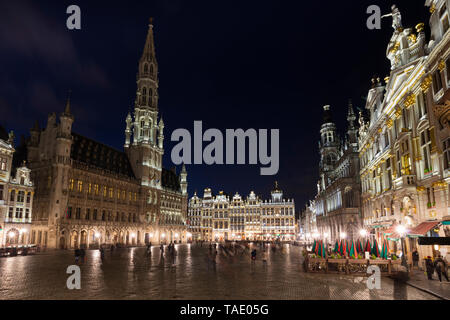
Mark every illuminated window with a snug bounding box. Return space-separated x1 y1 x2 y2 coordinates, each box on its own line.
122 190 126 199
134 193 137 201
88 183 92 194
17 191 25 202
117 190 120 199
94 184 99 195
103 186 107 197
0 157 6 171
109 188 113 198
77 181 83 192
69 179 74 191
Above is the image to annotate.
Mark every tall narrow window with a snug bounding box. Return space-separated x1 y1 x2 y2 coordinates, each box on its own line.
17 191 24 203
444 138 450 170
440 4 449 34
421 130 432 174
149 88 153 107
433 69 443 94
142 87 147 105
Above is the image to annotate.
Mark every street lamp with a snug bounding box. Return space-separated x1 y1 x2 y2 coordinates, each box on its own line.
340 232 347 239
396 225 409 272
359 229 367 237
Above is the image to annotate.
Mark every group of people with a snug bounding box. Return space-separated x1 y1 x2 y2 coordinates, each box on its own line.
204 241 280 268
74 248 86 264
425 254 449 282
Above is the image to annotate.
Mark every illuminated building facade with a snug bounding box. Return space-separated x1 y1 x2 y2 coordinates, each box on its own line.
360 1 449 261
313 102 362 243
188 183 295 241
0 131 35 247
26 20 188 249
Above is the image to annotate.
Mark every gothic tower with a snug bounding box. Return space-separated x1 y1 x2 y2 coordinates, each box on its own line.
319 105 339 191
180 164 188 195
126 18 163 188
346 100 358 150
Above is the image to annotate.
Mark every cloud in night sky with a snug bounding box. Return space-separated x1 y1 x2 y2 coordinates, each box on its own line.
0 0 109 123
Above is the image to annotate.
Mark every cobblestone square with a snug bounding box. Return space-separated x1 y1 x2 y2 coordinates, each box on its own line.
0 244 439 300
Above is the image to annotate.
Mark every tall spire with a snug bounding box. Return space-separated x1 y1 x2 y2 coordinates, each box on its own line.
64 90 72 115
141 17 156 63
346 99 358 146
135 17 158 110
347 99 356 129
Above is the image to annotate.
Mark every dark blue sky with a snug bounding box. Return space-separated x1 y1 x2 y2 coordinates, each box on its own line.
0 1 429 214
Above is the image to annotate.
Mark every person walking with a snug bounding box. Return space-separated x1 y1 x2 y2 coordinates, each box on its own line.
160 244 164 256
425 256 434 280
99 246 105 260
412 249 419 270
434 255 449 282
74 248 80 264
80 248 86 264
251 249 257 263
261 249 267 267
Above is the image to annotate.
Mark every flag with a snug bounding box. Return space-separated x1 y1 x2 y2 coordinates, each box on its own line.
364 239 371 252
356 239 363 254
315 240 320 255
349 240 357 259
312 239 316 253
371 239 380 257
333 240 339 253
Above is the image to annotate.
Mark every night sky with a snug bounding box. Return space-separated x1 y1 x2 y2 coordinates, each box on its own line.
0 1 429 215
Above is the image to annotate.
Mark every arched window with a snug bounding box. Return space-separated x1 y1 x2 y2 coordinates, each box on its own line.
150 64 154 77
144 63 148 74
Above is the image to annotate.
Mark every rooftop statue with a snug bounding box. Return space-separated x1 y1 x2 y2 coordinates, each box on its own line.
381 5 403 31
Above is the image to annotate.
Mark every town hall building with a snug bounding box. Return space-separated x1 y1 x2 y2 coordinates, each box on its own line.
25 19 188 249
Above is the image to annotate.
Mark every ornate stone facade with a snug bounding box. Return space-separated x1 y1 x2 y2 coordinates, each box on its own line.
188 183 295 241
0 130 35 246
313 103 362 243
360 2 449 261
26 20 188 249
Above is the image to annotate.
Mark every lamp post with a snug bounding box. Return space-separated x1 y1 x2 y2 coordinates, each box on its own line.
396 225 409 272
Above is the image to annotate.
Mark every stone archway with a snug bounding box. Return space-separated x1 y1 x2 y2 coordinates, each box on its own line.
70 231 79 249
59 236 66 249
6 228 19 246
80 230 88 249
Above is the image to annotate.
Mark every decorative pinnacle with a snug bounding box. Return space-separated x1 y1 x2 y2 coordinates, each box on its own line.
64 90 72 114
149 17 154 26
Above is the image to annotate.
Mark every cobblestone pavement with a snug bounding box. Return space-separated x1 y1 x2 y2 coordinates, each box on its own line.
0 244 439 300
407 268 450 299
